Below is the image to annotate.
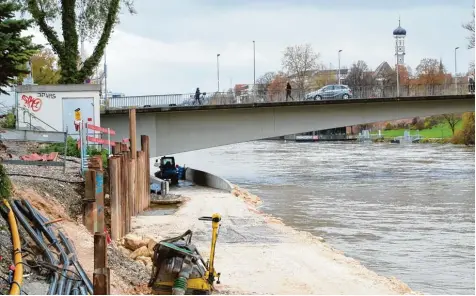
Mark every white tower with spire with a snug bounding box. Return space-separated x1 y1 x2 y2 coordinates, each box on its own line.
393 18 407 65
393 18 406 96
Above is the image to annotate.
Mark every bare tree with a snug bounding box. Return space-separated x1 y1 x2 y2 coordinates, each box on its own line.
255 72 277 95
282 44 319 95
344 61 375 88
443 114 462 135
462 7 475 49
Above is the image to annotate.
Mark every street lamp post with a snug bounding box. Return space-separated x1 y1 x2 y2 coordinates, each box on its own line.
338 50 342 84
217 53 220 92
455 47 459 94
253 41 256 86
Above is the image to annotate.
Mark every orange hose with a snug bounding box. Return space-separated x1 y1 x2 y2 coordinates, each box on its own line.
3 199 23 295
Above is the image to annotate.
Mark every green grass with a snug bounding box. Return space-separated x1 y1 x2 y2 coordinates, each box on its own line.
381 121 464 139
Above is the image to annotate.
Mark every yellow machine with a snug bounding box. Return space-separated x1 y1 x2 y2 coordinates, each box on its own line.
148 213 222 295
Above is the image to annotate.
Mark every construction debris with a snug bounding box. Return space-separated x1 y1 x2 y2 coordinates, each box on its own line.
19 152 59 162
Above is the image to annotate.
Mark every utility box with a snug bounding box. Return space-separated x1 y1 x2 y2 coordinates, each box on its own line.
16 84 101 133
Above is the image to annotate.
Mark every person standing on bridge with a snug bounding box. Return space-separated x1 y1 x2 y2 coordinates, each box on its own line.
286 82 293 101
195 87 201 105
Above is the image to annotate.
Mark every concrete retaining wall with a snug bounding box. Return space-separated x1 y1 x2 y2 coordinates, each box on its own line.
184 168 233 192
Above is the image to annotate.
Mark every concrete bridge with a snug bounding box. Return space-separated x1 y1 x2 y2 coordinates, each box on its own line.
100 94 475 157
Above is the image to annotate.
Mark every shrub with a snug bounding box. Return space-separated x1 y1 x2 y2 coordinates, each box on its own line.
0 164 12 200
424 115 443 129
0 112 15 128
40 136 80 157
451 112 475 145
411 119 425 130
40 137 110 167
384 122 393 130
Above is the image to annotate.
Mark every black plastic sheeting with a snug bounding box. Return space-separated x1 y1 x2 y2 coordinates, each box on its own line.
10 199 92 295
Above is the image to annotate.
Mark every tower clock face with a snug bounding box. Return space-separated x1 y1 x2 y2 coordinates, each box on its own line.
398 57 404 63
398 47 404 51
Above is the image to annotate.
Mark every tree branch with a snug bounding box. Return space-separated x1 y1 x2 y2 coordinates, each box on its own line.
77 0 120 82
27 0 64 57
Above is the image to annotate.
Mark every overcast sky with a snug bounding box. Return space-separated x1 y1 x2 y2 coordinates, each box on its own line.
25 0 476 95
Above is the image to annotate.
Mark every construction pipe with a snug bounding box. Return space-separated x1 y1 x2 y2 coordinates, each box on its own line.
59 231 94 295
2 200 23 295
22 201 69 295
9 201 59 295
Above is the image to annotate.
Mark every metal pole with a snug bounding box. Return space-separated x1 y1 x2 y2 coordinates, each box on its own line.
253 41 256 86
217 53 220 92
455 47 459 94
396 37 400 97
338 49 342 85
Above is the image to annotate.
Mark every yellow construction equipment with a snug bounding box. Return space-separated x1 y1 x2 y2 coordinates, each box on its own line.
148 213 222 295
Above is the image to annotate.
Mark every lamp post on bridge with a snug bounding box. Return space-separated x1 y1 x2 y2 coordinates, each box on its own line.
455 46 459 94
217 53 220 92
338 49 342 85
253 41 256 87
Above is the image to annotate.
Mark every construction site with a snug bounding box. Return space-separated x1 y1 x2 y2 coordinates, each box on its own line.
0 109 417 295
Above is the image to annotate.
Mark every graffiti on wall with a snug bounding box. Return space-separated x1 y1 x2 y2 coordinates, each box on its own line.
21 95 42 112
21 92 56 112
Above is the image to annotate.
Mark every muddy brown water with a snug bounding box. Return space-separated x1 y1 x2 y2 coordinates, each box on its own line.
162 141 475 295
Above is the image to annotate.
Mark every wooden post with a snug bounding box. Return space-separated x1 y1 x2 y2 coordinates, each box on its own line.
83 170 96 233
128 158 136 223
93 232 109 295
109 157 121 241
120 153 129 236
129 109 137 159
136 151 144 213
95 169 105 233
141 135 150 209
112 142 121 154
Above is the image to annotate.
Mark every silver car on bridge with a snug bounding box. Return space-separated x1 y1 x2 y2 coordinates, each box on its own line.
305 84 353 100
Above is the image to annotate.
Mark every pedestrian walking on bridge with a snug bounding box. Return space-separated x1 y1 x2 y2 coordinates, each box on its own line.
286 82 293 101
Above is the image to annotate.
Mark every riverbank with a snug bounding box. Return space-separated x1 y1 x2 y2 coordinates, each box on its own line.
132 184 415 295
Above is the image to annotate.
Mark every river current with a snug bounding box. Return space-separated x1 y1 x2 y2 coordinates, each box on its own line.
170 141 475 295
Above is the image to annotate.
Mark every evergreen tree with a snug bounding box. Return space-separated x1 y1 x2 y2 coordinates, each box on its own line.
0 0 39 95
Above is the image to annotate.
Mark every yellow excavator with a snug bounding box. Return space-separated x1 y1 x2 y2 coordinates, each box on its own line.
148 213 222 295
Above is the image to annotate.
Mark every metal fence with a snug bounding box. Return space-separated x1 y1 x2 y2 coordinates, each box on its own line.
103 83 474 110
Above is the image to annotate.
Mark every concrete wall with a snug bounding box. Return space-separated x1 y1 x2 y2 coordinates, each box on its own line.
185 168 233 192
16 84 101 132
101 95 475 157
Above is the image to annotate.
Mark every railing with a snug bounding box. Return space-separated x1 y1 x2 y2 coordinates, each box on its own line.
15 106 59 131
103 83 475 110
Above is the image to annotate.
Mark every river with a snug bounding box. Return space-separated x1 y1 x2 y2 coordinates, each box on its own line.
169 141 475 295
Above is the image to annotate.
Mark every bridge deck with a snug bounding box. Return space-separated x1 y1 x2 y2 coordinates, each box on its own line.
101 94 475 115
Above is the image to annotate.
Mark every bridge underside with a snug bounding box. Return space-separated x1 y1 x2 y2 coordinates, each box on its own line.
100 96 475 157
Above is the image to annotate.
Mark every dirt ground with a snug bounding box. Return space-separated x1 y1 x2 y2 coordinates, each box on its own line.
132 185 417 295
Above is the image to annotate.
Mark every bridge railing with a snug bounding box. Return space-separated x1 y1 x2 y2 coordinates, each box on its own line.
103 83 474 110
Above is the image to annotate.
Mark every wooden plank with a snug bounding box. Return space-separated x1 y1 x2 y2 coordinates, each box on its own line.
129 109 137 159
108 157 121 241
141 135 150 209
128 158 136 218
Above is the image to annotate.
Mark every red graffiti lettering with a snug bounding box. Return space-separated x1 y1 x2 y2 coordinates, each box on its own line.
21 95 42 112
